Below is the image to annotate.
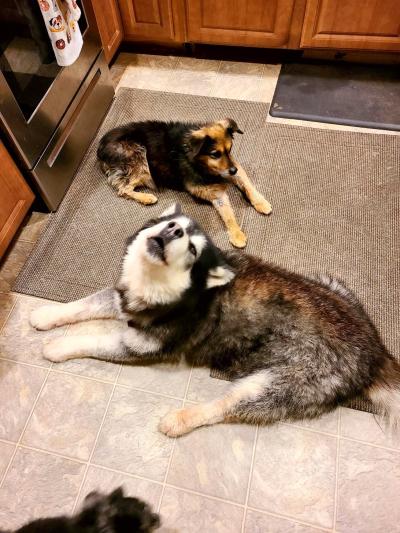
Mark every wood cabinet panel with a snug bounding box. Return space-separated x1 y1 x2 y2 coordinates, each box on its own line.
186 0 297 47
92 0 123 63
0 142 34 258
301 0 400 51
118 0 181 42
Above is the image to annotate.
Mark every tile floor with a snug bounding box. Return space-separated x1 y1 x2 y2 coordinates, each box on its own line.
0 53 399 532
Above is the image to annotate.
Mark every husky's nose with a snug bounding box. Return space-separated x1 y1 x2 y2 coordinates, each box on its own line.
160 221 184 242
229 166 238 175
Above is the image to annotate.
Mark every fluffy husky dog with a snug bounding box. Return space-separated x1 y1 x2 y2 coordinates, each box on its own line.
97 118 272 248
31 205 400 437
0 487 160 533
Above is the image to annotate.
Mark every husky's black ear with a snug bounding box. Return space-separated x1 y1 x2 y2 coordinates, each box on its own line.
159 203 182 218
218 118 244 136
206 265 235 289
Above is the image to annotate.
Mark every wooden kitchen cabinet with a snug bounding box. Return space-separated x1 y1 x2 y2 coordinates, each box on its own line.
301 0 400 51
185 0 300 48
0 141 34 258
92 0 123 63
118 0 185 44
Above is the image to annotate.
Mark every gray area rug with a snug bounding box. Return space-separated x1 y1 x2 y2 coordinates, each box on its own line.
14 88 400 413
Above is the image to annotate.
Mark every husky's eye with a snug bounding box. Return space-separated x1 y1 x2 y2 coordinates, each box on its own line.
189 242 197 257
210 150 221 159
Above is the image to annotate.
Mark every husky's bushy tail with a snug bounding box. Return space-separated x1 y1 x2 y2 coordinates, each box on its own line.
366 358 400 426
314 273 400 425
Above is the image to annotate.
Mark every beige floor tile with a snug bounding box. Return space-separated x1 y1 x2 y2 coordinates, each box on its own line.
76 465 162 510
0 296 66 367
0 360 47 441
167 421 256 503
244 509 323 532
0 241 34 293
340 407 400 449
336 439 400 532
0 447 85 529
92 386 180 481
22 371 112 460
118 361 191 398
0 292 16 329
18 212 49 244
211 61 280 103
0 441 15 479
117 54 179 92
165 57 220 96
186 367 231 403
160 487 243 533
287 410 339 435
56 320 123 381
249 424 336 528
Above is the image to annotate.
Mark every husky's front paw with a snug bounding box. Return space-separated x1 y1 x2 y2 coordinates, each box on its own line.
229 229 247 248
158 409 192 438
30 306 60 331
43 338 74 363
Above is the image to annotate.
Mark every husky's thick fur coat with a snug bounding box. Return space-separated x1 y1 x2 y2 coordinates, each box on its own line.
0 487 160 533
31 205 400 437
97 118 272 248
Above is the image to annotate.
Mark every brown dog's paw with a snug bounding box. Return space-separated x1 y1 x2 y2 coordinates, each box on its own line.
253 198 272 215
229 229 247 248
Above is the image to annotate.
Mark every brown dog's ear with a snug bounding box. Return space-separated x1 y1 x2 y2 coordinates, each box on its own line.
218 118 244 136
186 130 209 159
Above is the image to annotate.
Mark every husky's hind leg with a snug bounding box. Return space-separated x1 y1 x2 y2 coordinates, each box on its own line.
159 370 275 437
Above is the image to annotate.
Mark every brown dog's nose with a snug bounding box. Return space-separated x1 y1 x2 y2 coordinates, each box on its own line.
229 166 238 175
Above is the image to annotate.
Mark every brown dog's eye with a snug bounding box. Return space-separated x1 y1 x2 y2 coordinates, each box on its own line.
210 150 221 159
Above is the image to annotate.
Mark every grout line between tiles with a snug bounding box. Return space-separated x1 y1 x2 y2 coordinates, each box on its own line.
245 505 333 532
157 365 193 512
165 482 245 509
240 425 259 533
72 364 122 512
114 381 185 402
16 443 87 465
332 409 341 531
281 420 340 438
0 295 18 334
87 462 164 487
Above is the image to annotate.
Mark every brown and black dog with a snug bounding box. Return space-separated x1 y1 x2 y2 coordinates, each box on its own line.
97 118 271 248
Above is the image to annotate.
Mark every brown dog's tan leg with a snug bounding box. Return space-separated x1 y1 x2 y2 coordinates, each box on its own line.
232 161 272 215
116 177 158 205
105 145 158 205
186 183 246 248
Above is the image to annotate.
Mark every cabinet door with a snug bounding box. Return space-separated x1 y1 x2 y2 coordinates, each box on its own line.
118 0 179 42
186 0 296 47
92 0 123 63
301 0 400 51
0 142 34 258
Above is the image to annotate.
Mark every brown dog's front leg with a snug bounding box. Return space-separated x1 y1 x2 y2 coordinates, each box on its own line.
212 194 247 248
232 162 272 215
186 184 247 248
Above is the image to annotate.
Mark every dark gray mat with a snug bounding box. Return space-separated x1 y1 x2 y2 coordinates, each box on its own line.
14 88 400 413
270 62 400 131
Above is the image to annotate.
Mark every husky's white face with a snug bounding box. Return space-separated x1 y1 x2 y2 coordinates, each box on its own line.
137 206 207 269
120 204 235 308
